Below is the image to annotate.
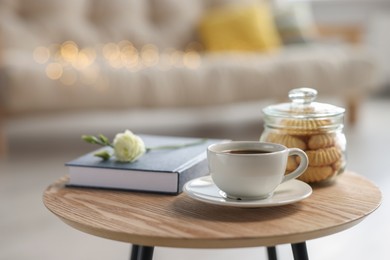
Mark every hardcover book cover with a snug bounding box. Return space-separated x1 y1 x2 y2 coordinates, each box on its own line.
66 134 227 194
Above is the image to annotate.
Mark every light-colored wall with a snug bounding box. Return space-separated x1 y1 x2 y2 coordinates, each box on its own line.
310 0 390 86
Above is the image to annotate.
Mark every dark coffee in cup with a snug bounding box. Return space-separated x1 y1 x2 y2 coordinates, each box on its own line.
224 149 271 154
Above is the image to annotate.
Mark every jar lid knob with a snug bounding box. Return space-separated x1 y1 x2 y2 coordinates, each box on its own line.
288 88 317 105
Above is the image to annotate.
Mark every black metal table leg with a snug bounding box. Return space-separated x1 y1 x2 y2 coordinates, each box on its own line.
267 246 278 260
291 242 309 260
131 243 307 260
130 245 140 260
130 245 154 260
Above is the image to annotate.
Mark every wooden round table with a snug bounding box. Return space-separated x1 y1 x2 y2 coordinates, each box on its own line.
43 171 381 260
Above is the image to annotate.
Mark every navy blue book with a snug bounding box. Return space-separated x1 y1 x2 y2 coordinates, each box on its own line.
66 135 227 194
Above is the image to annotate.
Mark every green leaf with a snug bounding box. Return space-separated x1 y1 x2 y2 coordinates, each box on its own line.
82 135 97 144
82 134 113 147
94 150 111 160
98 134 110 145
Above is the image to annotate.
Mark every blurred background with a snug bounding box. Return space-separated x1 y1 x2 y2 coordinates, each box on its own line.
1 0 389 259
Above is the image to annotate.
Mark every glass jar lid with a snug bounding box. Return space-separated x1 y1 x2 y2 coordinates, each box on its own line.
262 88 345 130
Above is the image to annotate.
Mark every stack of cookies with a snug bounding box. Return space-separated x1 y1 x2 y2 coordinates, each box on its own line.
262 118 346 183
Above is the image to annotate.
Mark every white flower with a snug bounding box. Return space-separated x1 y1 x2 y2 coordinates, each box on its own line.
113 130 146 162
83 130 206 162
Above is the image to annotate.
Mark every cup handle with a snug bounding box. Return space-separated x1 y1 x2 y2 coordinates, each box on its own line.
282 148 308 183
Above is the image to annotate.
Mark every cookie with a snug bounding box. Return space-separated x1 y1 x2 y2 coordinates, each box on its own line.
264 132 307 150
298 166 335 183
280 118 332 135
332 158 346 174
298 146 342 167
308 134 336 150
286 156 299 171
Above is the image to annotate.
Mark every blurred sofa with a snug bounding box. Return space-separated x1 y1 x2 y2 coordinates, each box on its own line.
0 0 379 155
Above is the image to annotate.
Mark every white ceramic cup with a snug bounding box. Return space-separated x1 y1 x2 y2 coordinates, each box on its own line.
207 141 308 200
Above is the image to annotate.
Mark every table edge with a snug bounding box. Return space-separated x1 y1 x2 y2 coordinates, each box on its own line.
43 171 382 248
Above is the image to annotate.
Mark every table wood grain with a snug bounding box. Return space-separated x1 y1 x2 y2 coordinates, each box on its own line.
43 171 381 248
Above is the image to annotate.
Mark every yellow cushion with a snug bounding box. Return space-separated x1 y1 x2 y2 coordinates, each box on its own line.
198 4 281 52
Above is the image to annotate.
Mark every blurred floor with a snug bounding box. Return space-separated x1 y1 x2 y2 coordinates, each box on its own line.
0 96 389 260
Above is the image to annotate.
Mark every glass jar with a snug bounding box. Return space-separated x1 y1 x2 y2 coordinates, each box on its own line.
260 88 346 184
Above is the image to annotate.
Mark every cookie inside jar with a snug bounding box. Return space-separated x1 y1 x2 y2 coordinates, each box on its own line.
260 88 346 184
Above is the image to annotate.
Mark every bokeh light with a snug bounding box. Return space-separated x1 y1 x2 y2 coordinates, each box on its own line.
33 46 50 64
35 41 204 84
46 63 63 80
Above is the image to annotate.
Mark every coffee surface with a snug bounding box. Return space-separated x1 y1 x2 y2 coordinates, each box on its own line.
223 149 271 154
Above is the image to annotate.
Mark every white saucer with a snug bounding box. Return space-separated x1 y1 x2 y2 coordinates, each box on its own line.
183 176 312 208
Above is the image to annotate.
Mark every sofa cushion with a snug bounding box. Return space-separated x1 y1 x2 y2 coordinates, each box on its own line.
87 0 203 51
272 2 318 45
0 0 203 51
198 3 281 52
0 0 100 50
